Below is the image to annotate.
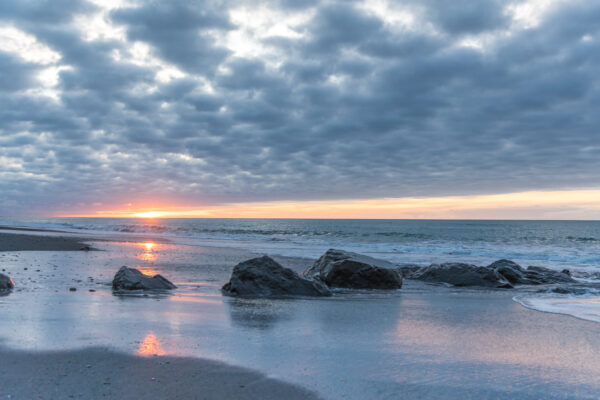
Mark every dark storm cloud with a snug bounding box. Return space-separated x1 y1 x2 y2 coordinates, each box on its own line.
1 0 600 215
110 1 233 75
0 51 38 91
419 0 510 35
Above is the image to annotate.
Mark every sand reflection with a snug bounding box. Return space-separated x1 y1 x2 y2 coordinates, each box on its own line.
137 332 166 356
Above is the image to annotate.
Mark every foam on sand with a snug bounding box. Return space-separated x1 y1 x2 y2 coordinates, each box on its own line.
514 292 600 323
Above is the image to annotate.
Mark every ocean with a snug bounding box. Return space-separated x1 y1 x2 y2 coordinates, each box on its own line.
2 217 600 272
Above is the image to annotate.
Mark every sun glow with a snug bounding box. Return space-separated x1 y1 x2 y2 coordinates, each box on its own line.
63 188 600 219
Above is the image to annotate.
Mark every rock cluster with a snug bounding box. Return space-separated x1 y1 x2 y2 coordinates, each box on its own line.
222 256 331 298
112 266 177 291
398 258 575 288
222 249 403 298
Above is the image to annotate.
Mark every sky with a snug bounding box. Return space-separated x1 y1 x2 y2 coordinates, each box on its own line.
1 0 599 219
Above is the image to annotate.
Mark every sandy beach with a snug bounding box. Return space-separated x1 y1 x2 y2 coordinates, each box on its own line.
1 227 600 399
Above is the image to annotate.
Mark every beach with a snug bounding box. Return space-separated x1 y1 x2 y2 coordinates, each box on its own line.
1 224 600 399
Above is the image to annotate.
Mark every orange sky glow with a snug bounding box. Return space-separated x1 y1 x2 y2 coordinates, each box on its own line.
61 189 600 219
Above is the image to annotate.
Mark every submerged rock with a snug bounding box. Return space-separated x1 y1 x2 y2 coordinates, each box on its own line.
304 249 402 289
0 273 14 289
222 256 331 298
415 263 513 288
112 266 177 291
523 265 576 284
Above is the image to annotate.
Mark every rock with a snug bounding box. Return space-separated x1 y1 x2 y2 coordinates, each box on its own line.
222 256 331 298
488 259 527 284
69 287 77 292
80 246 92 251
523 266 575 284
397 264 426 279
487 259 575 285
0 273 14 289
549 286 590 295
415 263 513 288
112 266 177 291
304 249 402 289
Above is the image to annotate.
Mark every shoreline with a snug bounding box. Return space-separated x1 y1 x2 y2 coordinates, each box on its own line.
0 231 94 252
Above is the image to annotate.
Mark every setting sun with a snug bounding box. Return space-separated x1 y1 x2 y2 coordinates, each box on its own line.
133 211 167 218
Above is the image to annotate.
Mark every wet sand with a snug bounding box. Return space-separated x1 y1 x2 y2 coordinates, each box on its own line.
0 347 320 400
0 231 92 252
1 230 600 399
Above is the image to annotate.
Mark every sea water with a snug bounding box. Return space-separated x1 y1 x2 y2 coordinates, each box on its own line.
2 217 600 322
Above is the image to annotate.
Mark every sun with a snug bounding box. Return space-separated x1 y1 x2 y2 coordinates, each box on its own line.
133 211 167 218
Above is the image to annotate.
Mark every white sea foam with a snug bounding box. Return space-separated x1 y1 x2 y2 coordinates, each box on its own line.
514 293 600 323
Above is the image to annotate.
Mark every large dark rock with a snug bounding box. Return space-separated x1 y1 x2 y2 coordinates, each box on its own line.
487 259 576 285
112 266 176 291
0 273 14 289
304 249 402 289
415 263 513 288
222 256 331 298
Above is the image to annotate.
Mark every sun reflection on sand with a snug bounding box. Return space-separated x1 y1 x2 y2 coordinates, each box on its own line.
135 241 157 262
137 333 166 356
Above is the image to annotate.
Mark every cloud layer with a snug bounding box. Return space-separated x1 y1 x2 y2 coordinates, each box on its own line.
1 0 599 215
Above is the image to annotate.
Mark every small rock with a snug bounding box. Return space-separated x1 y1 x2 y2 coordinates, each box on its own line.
112 266 176 291
0 273 14 290
69 287 77 292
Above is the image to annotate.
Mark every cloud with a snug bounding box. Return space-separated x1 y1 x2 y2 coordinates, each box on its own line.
0 0 599 216
110 1 233 75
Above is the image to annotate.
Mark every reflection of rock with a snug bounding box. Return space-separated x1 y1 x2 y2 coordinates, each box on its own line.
222 256 331 298
227 298 291 330
0 273 14 290
112 266 176 291
304 249 402 289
